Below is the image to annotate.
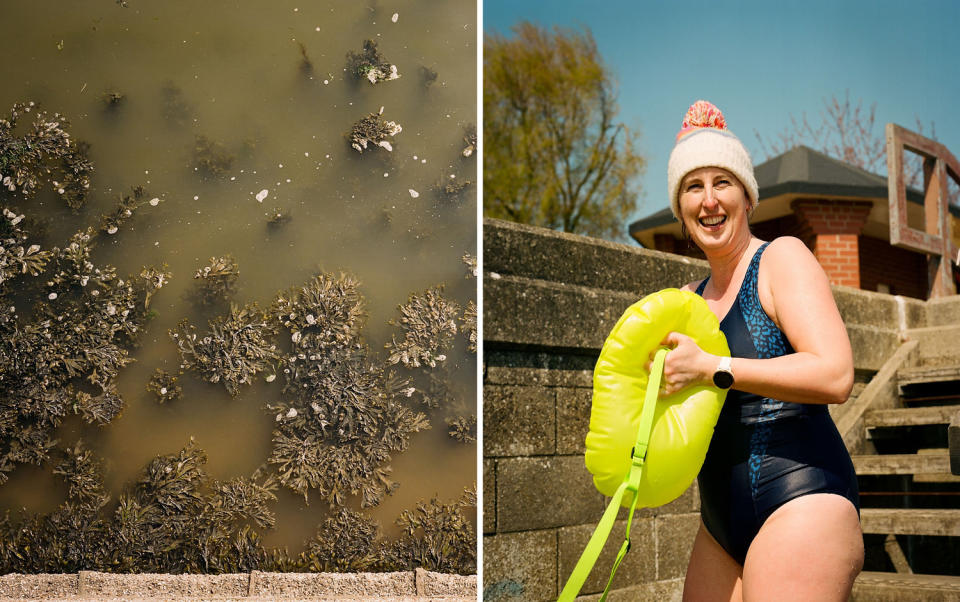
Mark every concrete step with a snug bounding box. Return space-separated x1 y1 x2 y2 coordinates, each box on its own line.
853 452 951 475
851 571 960 601
899 365 960 387
860 508 960 536
866 405 960 428
906 326 960 366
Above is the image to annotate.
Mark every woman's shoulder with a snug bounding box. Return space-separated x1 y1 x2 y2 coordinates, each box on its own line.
762 236 817 267
679 279 705 293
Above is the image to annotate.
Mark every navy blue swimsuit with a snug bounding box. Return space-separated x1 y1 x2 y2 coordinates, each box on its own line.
695 242 859 565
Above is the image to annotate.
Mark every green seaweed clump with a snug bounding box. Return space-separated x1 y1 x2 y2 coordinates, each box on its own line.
147 368 182 403
349 110 402 154
386 286 460 369
383 488 477 574
302 508 382 572
171 303 278 397
99 185 153 236
0 101 93 211
446 415 476 443
346 40 400 85
193 255 240 306
267 272 429 507
192 135 234 179
303 490 477 575
0 441 288 574
0 208 169 482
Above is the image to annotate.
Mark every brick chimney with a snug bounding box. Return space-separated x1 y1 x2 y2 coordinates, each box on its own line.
791 199 873 288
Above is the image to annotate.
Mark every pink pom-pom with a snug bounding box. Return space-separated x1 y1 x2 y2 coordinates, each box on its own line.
676 100 727 141
682 100 727 130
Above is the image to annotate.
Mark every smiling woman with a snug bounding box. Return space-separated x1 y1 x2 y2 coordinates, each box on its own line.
659 101 863 602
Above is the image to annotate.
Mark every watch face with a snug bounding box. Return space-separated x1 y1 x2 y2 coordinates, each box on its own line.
713 370 734 389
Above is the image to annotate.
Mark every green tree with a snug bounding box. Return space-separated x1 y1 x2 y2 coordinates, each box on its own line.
484 22 644 240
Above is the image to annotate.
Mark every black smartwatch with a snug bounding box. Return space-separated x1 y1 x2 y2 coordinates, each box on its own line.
713 356 734 389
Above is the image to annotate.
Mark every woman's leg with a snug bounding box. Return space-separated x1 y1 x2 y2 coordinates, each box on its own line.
741 493 863 602
683 520 743 602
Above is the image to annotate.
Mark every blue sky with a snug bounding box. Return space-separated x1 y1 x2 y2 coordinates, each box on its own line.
483 0 960 227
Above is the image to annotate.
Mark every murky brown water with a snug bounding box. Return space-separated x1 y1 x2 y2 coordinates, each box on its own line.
0 0 476 550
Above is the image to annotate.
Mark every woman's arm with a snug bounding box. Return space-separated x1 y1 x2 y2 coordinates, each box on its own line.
658 237 854 404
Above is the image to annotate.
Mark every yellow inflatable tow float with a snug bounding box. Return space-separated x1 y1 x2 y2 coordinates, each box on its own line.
559 288 730 601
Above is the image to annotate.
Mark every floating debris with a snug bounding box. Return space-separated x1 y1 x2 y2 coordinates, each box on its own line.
391 12 399 23
346 39 400 85
348 111 402 154
434 175 473 203
147 368 183 404
408 189 419 198
171 303 278 397
446 415 476 443
0 101 93 210
101 91 125 110
192 135 234 179
461 124 477 158
256 189 269 202
297 41 313 78
461 253 477 279
266 206 290 227
385 286 460 369
193 255 239 306
419 66 438 88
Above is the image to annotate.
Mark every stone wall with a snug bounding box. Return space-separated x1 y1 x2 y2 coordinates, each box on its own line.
0 569 475 600
481 218 934 602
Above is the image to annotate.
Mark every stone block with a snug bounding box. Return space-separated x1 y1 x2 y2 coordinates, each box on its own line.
833 287 899 329
926 295 960 327
497 456 605 532
909 325 960 366
483 218 708 294
78 572 248 598
558 518 656 596
484 384 556 457
0 574 79 599
484 459 497 534
484 531 557 602
485 351 595 388
250 571 415 597
577 578 684 602
847 325 900 371
415 568 477 597
557 387 593 455
484 275 636 352
656 513 701 580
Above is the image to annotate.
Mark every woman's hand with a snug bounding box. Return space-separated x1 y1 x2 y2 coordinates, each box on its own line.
646 332 715 395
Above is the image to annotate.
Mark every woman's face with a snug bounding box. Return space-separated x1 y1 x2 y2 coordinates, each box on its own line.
678 166 751 253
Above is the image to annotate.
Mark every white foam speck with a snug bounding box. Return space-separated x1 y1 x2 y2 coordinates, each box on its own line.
256 189 269 202
391 12 398 22
408 189 419 198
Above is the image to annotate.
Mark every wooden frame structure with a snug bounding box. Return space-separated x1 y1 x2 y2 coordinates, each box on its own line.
886 123 960 297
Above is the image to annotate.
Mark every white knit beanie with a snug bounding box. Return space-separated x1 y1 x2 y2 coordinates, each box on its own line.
667 100 758 220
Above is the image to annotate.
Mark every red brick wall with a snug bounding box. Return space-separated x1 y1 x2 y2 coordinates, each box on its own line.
814 234 861 287
858 235 929 299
